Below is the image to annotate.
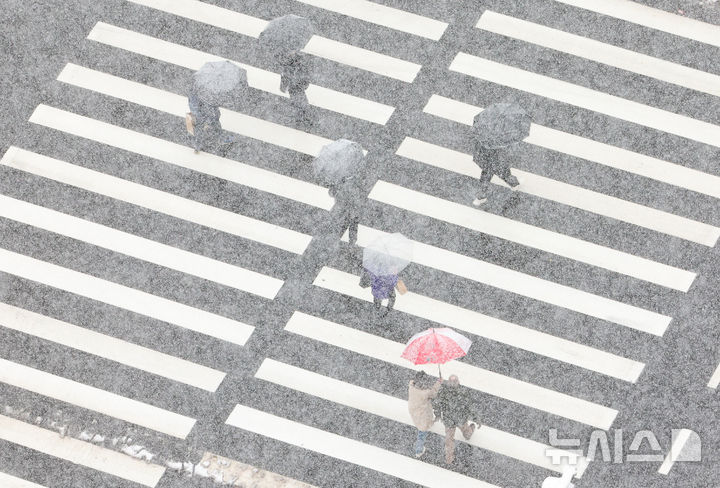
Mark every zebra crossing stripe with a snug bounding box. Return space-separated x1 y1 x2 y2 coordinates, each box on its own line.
449 52 720 149
707 363 720 389
554 0 720 49
0 472 46 488
2 145 312 255
32 102 333 210
0 358 196 439
350 223 665 341
285 310 618 429
396 136 720 247
0 246 255 346
57 63 335 156
0 415 166 487
225 404 501 488
87 22 395 125
369 180 695 293
424 94 720 200
315 264 645 380
0 194 284 299
127 0 422 81
256 358 589 476
477 11 720 98
294 0 448 40
0 303 226 392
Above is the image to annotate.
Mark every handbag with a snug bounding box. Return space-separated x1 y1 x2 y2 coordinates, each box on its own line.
396 279 408 295
185 113 196 135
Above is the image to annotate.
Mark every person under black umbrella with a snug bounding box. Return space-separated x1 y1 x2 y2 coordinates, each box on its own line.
472 102 531 206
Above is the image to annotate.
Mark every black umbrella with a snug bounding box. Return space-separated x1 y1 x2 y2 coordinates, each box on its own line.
259 15 314 62
473 103 531 149
193 61 247 105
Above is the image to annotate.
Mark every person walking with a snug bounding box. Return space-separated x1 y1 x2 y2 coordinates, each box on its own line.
435 375 477 464
472 143 519 206
328 175 364 245
359 268 407 318
408 371 443 458
280 51 314 125
187 83 225 153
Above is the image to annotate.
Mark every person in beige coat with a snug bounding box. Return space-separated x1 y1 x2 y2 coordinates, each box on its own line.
408 371 443 458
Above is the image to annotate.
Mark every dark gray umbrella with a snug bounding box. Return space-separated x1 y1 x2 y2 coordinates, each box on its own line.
259 15 314 61
473 103 531 149
313 139 365 185
193 61 247 105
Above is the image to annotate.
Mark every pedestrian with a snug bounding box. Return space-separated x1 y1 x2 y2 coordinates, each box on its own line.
408 371 443 458
359 267 407 318
472 142 520 206
328 175 364 245
279 51 314 125
187 84 233 154
434 375 477 464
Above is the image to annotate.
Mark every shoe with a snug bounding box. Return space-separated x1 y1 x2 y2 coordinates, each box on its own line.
415 447 426 458
472 197 487 206
463 423 476 440
506 175 520 188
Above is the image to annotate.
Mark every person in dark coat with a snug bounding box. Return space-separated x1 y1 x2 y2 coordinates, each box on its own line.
472 142 520 206
435 375 477 464
328 175 364 245
187 84 234 154
280 51 314 125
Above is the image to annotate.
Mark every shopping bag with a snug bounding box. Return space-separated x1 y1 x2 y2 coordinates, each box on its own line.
396 279 408 295
185 113 195 135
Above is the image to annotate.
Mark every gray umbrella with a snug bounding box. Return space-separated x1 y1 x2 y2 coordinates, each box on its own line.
473 103 531 149
313 139 365 185
259 15 314 61
193 61 247 105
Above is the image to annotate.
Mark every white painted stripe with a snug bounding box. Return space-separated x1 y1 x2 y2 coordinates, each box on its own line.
0 415 165 487
88 22 394 125
295 0 448 40
256 358 589 476
707 362 720 388
397 136 720 247
450 52 720 148
369 180 694 293
0 472 46 488
658 429 693 475
286 310 618 429
35 91 332 210
424 94 720 200
303 36 421 82
0 194 283 299
316 264 645 380
0 302 225 392
0 245 254 346
477 11 720 98
128 0 421 82
0 358 195 439
353 222 660 339
555 0 720 49
226 404 499 488
128 0 267 37
57 63 334 157
3 144 311 255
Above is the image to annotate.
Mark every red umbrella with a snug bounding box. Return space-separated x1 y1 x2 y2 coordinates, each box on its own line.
401 327 472 375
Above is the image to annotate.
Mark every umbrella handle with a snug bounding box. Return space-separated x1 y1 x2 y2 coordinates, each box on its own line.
438 364 442 378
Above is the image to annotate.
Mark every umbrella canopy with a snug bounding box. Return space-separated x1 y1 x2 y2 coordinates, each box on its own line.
193 61 247 105
259 14 314 60
313 139 365 185
401 328 472 366
362 233 413 276
473 103 531 149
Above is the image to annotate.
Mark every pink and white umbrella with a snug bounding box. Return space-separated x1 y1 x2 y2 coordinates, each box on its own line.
401 328 472 375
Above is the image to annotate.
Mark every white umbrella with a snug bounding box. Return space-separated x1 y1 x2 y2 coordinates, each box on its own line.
362 233 413 276
313 139 365 185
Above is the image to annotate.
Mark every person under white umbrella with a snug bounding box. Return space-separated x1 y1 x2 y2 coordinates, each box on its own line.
187 61 247 154
360 233 412 318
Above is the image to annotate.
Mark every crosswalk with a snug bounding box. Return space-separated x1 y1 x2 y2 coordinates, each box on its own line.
1 0 717 486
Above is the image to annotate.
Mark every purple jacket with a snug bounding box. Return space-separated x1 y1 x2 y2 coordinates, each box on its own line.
370 272 399 300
